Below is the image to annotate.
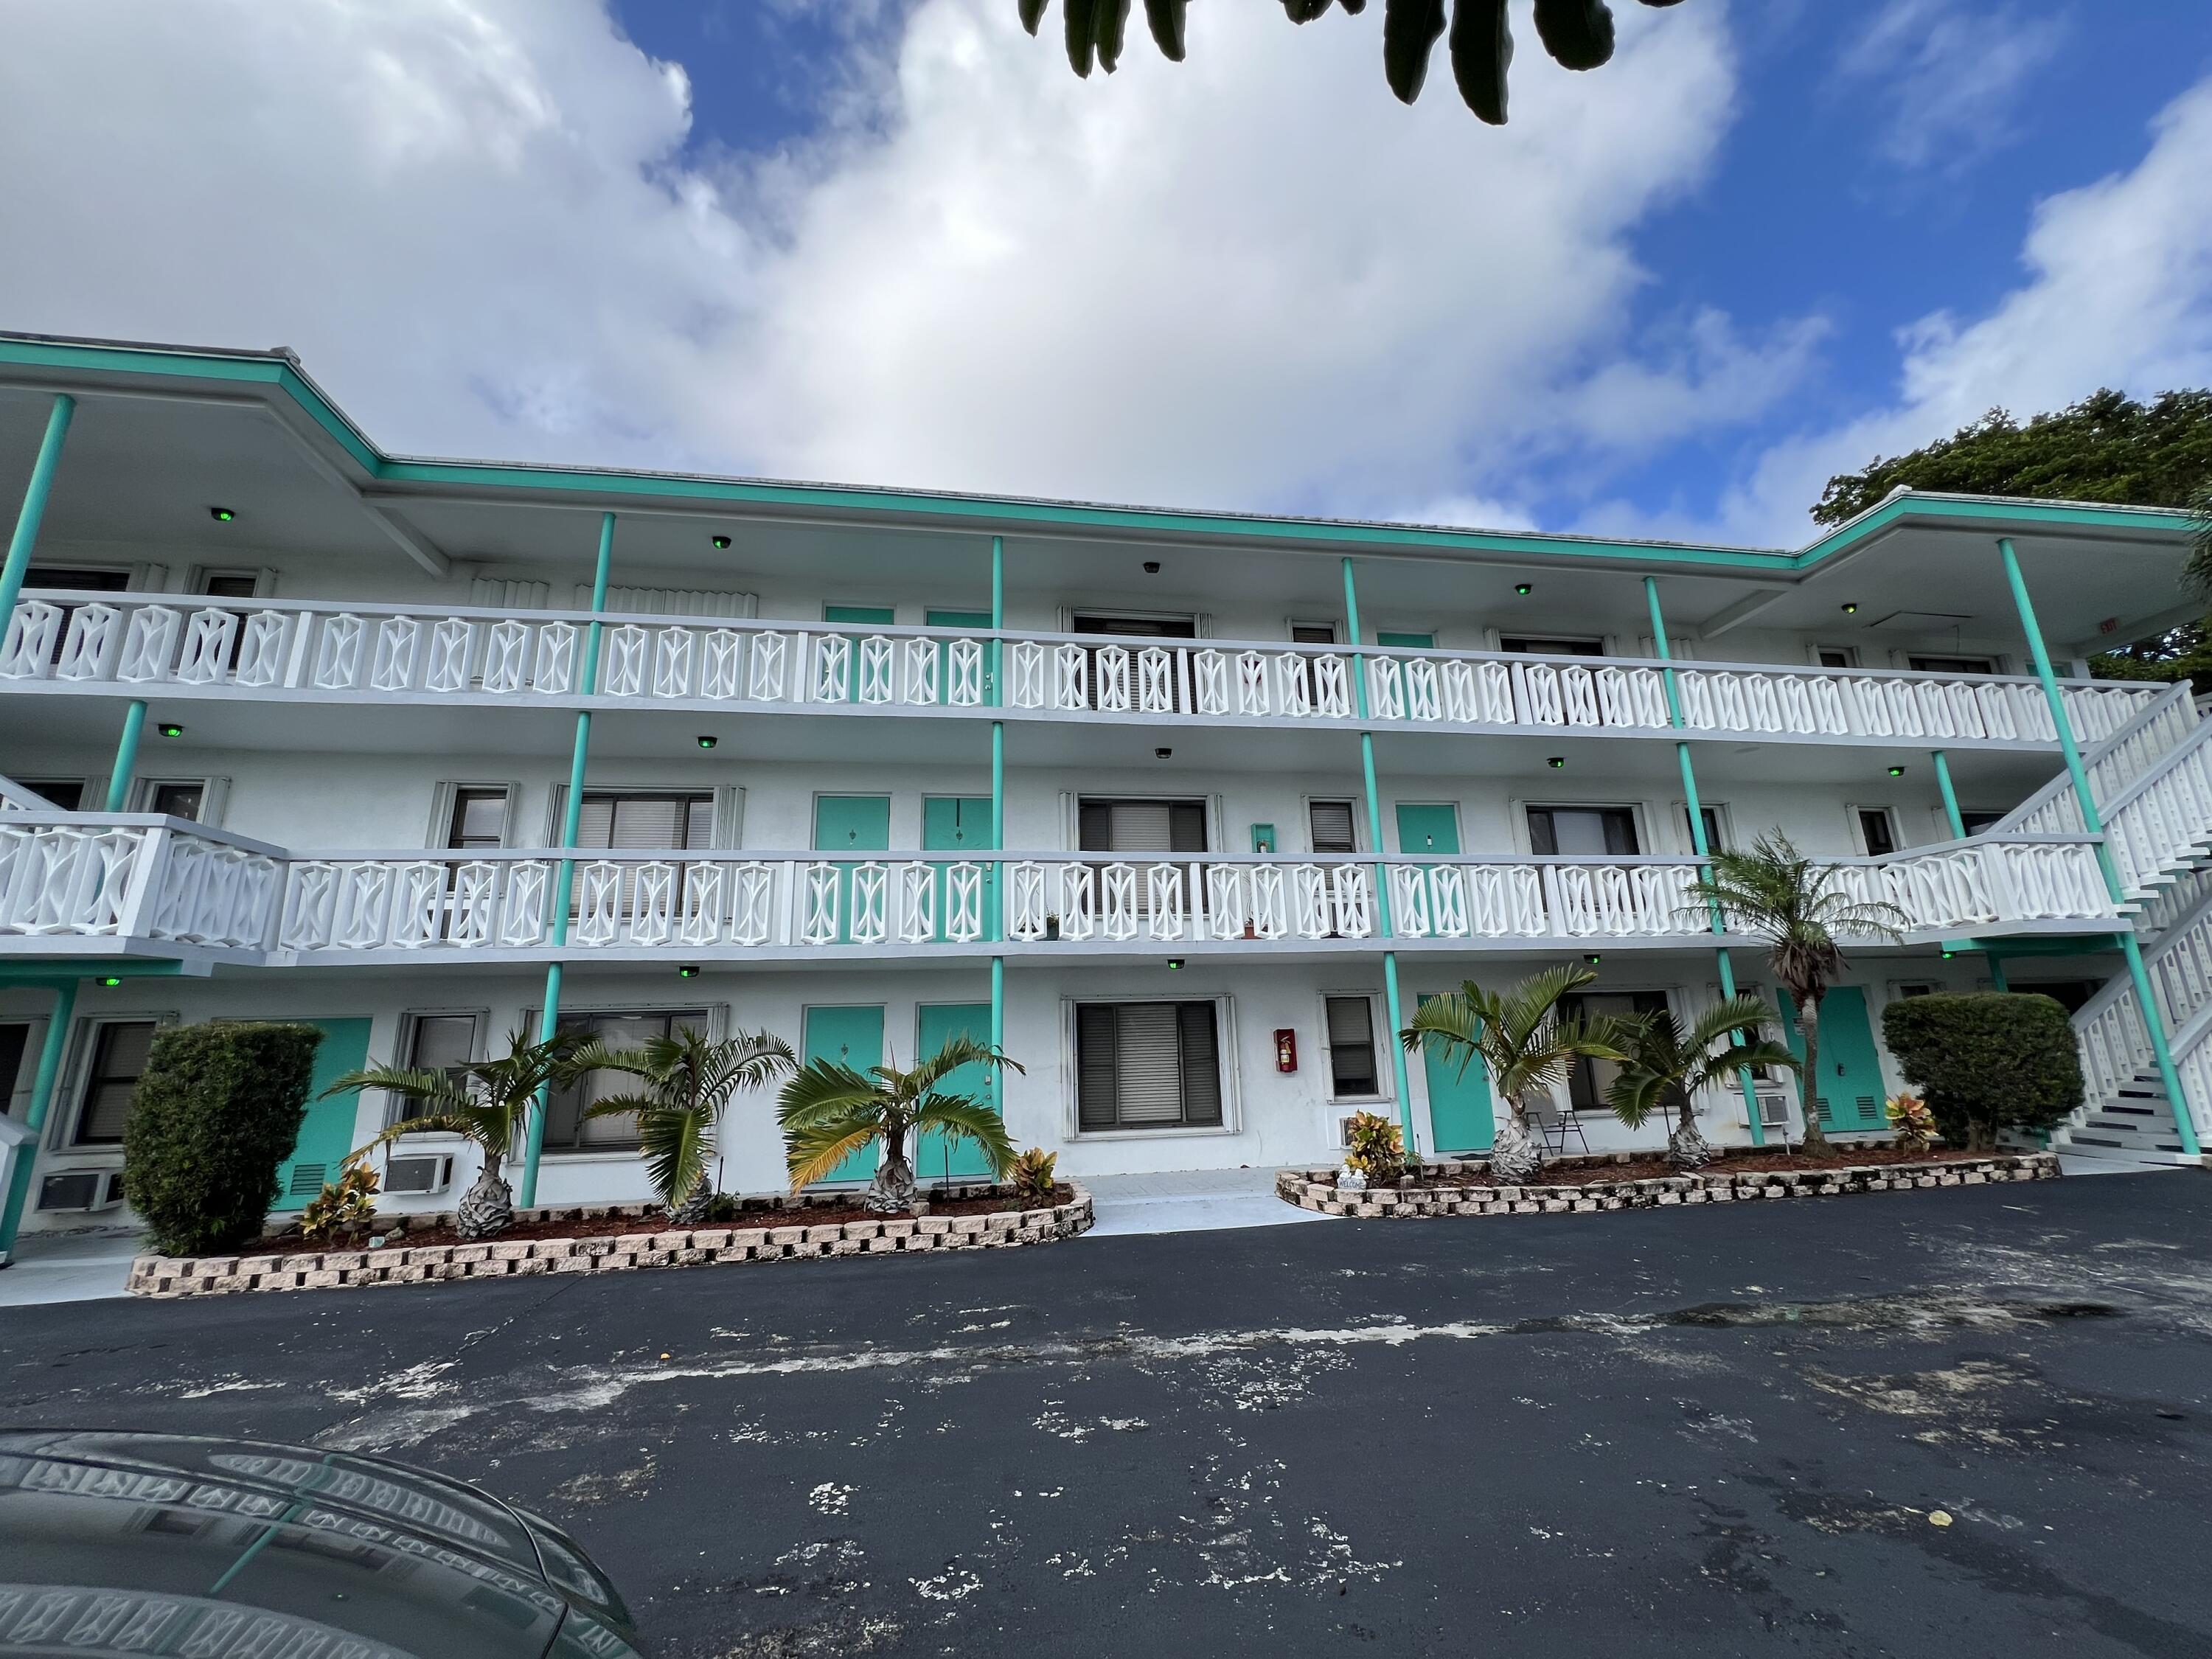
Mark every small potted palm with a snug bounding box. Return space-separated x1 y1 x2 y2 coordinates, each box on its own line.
569 1027 796 1221
330 1029 587 1239
778 1037 1022 1214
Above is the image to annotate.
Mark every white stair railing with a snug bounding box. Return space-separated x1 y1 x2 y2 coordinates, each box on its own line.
2069 873 2212 1140
1987 680 2198 838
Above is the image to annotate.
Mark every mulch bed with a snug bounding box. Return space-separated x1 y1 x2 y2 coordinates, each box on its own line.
1331 1147 1984 1192
239 1186 1074 1257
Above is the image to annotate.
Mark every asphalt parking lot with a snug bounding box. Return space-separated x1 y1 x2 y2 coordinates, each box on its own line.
7 1172 2212 1658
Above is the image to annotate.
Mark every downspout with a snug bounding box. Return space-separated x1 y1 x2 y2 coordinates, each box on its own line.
2000 537 2198 1155
1342 558 1418 1160
1644 577 1765 1146
520 510 616 1207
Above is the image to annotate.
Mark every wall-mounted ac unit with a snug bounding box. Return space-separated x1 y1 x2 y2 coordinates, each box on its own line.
38 1169 126 1213
1750 1090 1792 1131
384 1155 454 1197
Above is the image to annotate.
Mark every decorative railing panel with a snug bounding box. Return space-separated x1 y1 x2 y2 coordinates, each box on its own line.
4 589 2166 748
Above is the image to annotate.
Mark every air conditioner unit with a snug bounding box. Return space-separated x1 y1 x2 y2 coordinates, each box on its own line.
38 1169 126 1214
1750 1090 1793 1131
384 1155 454 1197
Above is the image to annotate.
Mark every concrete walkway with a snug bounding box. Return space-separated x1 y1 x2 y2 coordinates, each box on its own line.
0 1228 141 1308
1078 1166 1332 1237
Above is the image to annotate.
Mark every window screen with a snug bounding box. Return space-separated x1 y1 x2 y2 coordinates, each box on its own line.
1076 1002 1223 1130
1527 806 1639 855
576 793 714 850
1325 997 1380 1097
542 1009 709 1150
1290 624 1337 644
1078 799 1208 853
1307 800 1357 855
1816 647 1856 669
446 789 510 850
1857 809 1899 857
395 1014 479 1122
76 1020 156 1145
146 782 205 822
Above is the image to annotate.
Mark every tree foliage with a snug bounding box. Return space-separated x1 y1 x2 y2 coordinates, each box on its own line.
1604 994 1798 1168
1019 0 1688 125
571 1028 794 1218
1879 993 2083 1152
777 1037 1023 1212
122 1021 324 1257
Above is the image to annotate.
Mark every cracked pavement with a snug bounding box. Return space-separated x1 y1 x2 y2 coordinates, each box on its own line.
7 1175 2212 1656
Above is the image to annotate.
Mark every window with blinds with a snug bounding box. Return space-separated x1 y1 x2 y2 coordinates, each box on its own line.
576 793 714 850
542 1009 709 1150
1078 799 1208 853
1069 613 1197 712
1076 1002 1223 1131
1526 805 1640 856
1324 996 1381 1098
74 1020 156 1145
1307 800 1357 854
394 1012 479 1123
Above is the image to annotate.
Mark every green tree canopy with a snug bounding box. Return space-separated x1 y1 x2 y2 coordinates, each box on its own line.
1813 388 2212 684
1020 0 1688 125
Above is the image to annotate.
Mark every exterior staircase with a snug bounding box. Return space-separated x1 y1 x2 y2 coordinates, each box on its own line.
1989 685 2212 1164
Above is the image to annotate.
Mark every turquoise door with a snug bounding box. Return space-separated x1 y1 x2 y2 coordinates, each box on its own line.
814 795 891 944
915 1002 996 1180
922 796 992 942
802 1004 885 1183
926 608 992 706
1416 992 1494 1152
1778 987 1886 1132
1395 803 1461 855
271 1018 372 1211
824 604 894 701
1377 631 1434 649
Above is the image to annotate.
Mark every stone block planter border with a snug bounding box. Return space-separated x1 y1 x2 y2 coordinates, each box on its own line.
1277 1152 2058 1218
126 1183 1093 1298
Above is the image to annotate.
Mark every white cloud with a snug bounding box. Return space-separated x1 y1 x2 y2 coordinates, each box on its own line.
1839 0 2066 175
1690 73 2212 546
0 0 1805 528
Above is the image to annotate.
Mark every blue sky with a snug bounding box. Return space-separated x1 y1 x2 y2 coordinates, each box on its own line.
6 0 2212 548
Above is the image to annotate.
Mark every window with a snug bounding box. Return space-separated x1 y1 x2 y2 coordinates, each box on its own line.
1893 982 1941 1000
1958 810 2005 836
145 782 205 822
577 792 714 850
1815 647 1857 669
1526 805 1639 855
19 779 84 810
74 1020 156 1145
24 566 130 665
1070 612 1197 639
2007 978 2103 1015
1855 807 1899 858
1909 653 1999 675
0 1022 28 1113
392 1014 479 1123
1290 623 1338 645
195 571 262 599
1324 997 1382 1099
1076 1002 1223 1130
1499 635 1604 657
1079 799 1207 853
1559 992 1668 1111
1307 800 1357 855
446 788 511 850
1376 631 1434 650
1678 803 1727 853
543 1009 709 1151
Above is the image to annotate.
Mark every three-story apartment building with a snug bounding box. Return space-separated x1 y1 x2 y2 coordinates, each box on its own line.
4 333 2208 1255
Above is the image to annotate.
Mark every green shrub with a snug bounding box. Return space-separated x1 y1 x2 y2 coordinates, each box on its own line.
122 1022 324 1256
1009 1147 1059 1203
1879 993 2082 1152
1343 1110 1405 1185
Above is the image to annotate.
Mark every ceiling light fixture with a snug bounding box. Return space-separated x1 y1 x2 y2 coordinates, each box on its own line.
1155 747 1172 760
1888 765 1905 777
1144 561 1161 574
712 535 731 549
1841 602 1859 614
158 723 184 739
209 507 236 523
1547 756 1565 769
678 964 700 978
98 976 123 987
697 735 718 750
1515 583 1532 596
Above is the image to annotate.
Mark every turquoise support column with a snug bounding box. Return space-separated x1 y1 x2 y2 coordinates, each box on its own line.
520 512 616 1207
0 981 77 1266
1645 577 1765 1144
2000 537 2199 1155
105 700 147 813
0 394 75 635
1932 749 1966 839
1342 559 1418 1158
990 535 1005 1042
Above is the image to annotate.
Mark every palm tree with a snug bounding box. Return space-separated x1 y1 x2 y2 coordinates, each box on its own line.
1399 963 1634 1183
1680 832 1908 1156
777 1037 1023 1214
1604 995 1801 1170
330 1029 586 1239
570 1028 795 1222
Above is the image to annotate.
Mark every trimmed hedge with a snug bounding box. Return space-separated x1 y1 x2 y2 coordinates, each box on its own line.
1880 992 2083 1152
121 1023 324 1256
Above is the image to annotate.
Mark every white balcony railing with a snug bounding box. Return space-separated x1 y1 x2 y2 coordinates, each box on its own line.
0 818 2119 963
1 588 2165 747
